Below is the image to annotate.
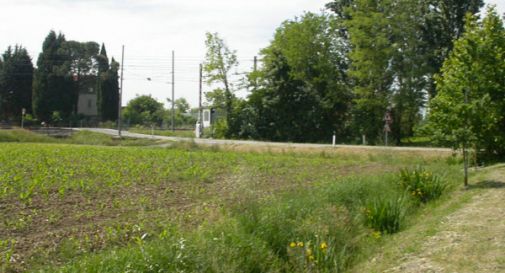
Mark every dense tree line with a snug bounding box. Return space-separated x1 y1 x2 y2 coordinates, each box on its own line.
0 46 33 120
32 31 119 123
0 31 119 124
123 95 196 128
211 0 492 146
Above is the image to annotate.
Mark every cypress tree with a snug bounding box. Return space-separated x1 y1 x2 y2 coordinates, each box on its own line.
33 31 73 122
98 56 119 122
0 46 34 120
96 43 110 121
106 58 120 121
0 51 5 120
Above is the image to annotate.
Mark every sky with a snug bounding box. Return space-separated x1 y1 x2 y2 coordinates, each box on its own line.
1 0 504 108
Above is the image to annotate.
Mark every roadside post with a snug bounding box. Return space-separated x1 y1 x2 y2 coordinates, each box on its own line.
21 108 26 128
384 109 393 146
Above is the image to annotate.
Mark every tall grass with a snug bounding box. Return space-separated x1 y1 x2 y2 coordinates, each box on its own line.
43 168 458 273
364 196 407 234
399 167 447 203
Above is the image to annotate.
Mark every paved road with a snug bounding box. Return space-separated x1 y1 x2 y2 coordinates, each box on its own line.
73 128 453 153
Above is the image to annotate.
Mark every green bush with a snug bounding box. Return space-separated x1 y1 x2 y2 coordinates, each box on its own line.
364 196 407 234
399 167 447 203
212 119 228 139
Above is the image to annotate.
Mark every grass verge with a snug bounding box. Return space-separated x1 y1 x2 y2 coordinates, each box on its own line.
0 129 165 146
0 142 462 272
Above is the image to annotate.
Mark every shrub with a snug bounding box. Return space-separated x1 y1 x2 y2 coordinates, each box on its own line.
399 167 447 203
363 196 406 234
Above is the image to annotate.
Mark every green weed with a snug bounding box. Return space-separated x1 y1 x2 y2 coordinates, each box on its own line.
364 195 407 234
399 167 447 203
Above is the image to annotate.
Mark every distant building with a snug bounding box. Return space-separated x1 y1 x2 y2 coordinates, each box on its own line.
76 76 98 117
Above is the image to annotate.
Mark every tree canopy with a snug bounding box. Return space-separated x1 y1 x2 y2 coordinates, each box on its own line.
123 95 165 126
427 7 505 157
0 46 33 121
240 12 351 142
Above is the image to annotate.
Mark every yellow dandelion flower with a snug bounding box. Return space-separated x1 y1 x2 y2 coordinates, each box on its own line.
306 248 312 256
372 231 382 239
320 242 328 250
309 255 315 261
289 242 296 248
297 242 304 247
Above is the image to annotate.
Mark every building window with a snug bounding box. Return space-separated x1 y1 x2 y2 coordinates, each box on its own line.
89 87 94 93
204 111 210 122
88 99 92 109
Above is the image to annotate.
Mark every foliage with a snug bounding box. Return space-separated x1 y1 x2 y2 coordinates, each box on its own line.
122 95 165 126
399 167 447 203
342 0 393 144
97 45 119 122
203 32 239 136
243 12 351 142
0 46 34 121
32 31 73 121
164 98 196 128
364 196 407 234
427 7 505 157
331 0 484 145
32 31 103 122
420 0 484 98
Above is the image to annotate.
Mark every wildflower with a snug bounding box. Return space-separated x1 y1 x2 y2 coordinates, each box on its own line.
309 255 315 261
289 242 296 248
320 242 328 250
297 242 304 247
372 231 381 239
306 248 312 256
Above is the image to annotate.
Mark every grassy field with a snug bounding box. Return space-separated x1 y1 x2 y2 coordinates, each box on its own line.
0 129 167 146
0 137 464 272
128 128 195 138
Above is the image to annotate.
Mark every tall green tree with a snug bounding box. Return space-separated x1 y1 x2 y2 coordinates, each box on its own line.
32 31 74 121
428 7 505 158
388 0 430 144
245 12 351 142
0 46 33 121
203 32 239 136
339 0 483 144
96 43 109 121
420 0 484 98
345 0 394 144
96 45 119 121
123 95 164 126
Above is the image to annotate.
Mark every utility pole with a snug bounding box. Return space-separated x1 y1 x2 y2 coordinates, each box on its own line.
199 63 203 138
171 50 175 132
118 45 124 137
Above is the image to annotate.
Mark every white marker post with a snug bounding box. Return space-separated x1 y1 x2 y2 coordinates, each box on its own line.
21 108 26 129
